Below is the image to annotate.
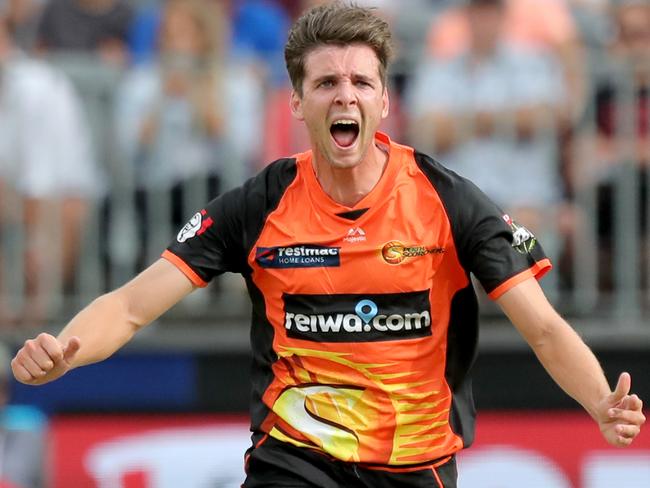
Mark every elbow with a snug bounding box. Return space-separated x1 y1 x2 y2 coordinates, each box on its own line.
526 315 571 352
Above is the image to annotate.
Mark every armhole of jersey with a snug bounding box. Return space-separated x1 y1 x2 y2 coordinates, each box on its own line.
487 257 552 300
161 250 209 287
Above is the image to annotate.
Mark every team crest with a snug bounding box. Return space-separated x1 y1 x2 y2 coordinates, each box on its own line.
502 214 537 254
177 209 213 243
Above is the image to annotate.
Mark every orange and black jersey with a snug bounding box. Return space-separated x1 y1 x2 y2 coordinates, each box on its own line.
164 132 551 468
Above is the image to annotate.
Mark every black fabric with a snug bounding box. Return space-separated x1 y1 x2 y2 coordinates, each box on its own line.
335 208 369 221
444 285 479 448
244 437 457 488
166 158 298 280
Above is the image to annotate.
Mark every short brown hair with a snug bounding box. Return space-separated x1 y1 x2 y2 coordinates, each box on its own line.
284 2 394 95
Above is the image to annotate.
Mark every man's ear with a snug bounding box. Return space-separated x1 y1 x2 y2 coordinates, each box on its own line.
290 90 304 121
381 86 390 120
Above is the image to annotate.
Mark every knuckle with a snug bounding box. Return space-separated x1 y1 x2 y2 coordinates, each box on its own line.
37 332 50 341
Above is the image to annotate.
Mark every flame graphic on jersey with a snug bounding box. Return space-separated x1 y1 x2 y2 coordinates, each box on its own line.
268 346 450 465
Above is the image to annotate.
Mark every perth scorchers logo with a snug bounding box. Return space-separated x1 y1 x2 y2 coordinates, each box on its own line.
381 241 445 265
177 209 213 243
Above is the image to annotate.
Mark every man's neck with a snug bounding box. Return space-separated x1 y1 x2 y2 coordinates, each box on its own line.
313 142 389 207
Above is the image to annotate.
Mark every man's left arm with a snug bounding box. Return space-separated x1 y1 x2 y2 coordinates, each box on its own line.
496 277 646 446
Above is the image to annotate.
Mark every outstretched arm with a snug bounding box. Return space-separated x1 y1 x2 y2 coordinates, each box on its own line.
496 277 645 447
11 258 195 385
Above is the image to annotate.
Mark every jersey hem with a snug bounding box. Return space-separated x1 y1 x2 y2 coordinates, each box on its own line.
161 250 209 287
487 258 552 300
360 455 454 473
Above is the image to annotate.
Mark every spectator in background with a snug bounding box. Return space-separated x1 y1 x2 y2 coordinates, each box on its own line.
0 342 45 488
571 0 650 287
115 0 263 267
1 0 45 52
0 16 103 324
407 0 566 238
427 0 586 123
129 0 291 84
36 0 133 65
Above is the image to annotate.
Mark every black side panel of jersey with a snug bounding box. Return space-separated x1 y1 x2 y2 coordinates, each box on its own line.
170 158 298 431
413 151 484 449
414 150 550 448
445 285 479 447
238 159 299 433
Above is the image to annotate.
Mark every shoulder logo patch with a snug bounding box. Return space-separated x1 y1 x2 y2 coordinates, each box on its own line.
503 214 536 253
177 209 213 243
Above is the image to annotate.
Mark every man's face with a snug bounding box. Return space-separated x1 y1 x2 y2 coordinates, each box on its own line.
617 4 650 60
467 3 505 54
291 44 389 170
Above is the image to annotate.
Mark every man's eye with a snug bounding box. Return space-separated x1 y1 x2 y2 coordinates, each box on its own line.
319 80 334 88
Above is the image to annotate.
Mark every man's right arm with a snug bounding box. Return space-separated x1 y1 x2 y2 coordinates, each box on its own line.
11 258 196 385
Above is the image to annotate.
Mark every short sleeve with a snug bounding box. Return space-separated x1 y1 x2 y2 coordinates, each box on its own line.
451 179 552 299
161 157 299 287
163 186 247 287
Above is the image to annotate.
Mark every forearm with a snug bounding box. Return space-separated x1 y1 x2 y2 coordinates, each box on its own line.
12 259 195 386
527 318 610 419
498 279 611 419
56 290 142 368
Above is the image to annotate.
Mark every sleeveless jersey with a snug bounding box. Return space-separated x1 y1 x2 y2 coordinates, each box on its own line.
163 132 551 467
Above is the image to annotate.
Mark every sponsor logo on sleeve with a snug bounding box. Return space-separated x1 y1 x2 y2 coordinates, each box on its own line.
381 241 445 265
283 290 432 342
177 209 213 243
256 244 341 269
502 215 537 254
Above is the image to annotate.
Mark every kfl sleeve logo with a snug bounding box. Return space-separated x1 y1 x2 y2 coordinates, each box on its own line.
177 209 214 243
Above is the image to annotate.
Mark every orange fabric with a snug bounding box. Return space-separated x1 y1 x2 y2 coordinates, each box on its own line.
431 465 444 488
161 250 208 287
487 257 552 300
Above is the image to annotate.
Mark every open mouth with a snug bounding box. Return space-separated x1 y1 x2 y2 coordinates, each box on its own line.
330 119 360 148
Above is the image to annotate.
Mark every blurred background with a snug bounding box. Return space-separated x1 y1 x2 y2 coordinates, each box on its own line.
0 0 648 486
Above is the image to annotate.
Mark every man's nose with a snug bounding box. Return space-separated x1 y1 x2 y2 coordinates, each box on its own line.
334 81 357 105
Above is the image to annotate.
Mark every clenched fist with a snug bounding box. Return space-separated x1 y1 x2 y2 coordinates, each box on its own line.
595 372 646 447
11 333 81 385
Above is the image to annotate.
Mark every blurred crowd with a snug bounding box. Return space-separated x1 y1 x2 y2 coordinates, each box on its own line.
0 0 648 329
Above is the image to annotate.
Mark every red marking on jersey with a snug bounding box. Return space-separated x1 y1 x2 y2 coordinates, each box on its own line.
197 210 213 236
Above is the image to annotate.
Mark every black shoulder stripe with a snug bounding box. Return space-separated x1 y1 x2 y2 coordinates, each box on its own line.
240 158 298 260
413 151 467 244
413 151 510 272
